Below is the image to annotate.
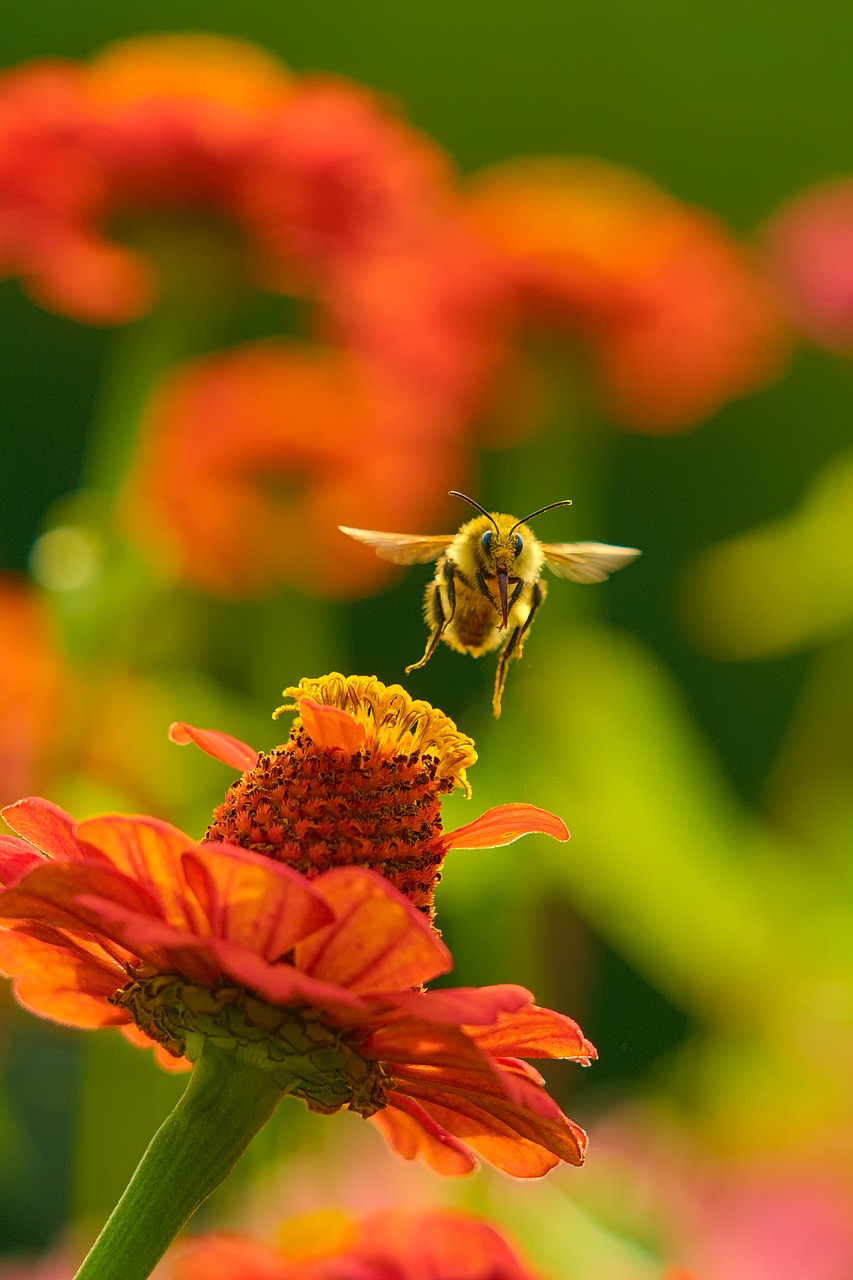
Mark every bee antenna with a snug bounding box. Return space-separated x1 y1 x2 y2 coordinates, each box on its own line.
510 498 573 534
448 490 498 531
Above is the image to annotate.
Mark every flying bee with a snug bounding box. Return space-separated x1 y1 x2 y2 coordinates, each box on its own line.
340 492 641 717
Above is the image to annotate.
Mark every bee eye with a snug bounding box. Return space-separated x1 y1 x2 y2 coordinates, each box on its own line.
513 533 523 555
481 530 492 553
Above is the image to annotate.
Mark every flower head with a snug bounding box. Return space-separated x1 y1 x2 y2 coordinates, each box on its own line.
461 157 788 432
0 793 593 1177
123 341 470 599
174 673 569 920
170 1207 541 1280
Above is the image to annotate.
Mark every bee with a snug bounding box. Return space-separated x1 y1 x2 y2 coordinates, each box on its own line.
340 492 641 717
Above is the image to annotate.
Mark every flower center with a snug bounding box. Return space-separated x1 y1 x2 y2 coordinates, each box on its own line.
205 674 477 919
111 973 391 1118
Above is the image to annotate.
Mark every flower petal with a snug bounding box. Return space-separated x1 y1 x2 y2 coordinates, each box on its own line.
467 1005 597 1063
382 984 533 1027
297 867 452 993
169 721 259 772
297 697 367 753
70 896 222 984
0 837 44 886
400 1076 588 1175
372 1094 477 1175
362 1018 498 1073
1 797 86 860
76 815 202 929
181 843 333 960
0 926 127 1028
203 939 369 1017
445 802 569 850
0 860 166 936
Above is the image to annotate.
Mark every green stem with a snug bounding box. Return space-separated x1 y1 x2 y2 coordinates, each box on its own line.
72 1042 284 1280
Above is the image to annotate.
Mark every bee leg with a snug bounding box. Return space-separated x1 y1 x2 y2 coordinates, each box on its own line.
491 581 546 716
405 560 457 674
515 579 546 659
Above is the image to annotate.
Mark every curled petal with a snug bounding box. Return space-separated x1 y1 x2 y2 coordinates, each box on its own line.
373 1094 477 1175
446 802 569 850
388 984 534 1027
402 1078 588 1176
297 867 452 993
1 797 85 861
169 721 259 772
467 1005 597 1064
182 843 334 959
297 697 368 753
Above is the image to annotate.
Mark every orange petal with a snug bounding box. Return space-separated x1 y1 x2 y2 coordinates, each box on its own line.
71 896 221 985
446 802 569 850
467 1004 596 1063
0 837 44 885
0 927 126 1028
386 984 533 1026
169 722 259 772
182 842 333 958
204 940 368 1017
0 860 166 935
401 1080 587 1175
173 1233 294 1280
1 797 85 860
297 697 367 753
76 815 201 929
363 1018 495 1073
296 867 451 993
372 1094 477 1175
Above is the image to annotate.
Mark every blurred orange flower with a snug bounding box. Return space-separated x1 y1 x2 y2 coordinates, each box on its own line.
0 688 592 1177
0 575 67 808
171 1207 541 1279
0 34 454 324
761 178 853 355
461 157 789 432
123 340 471 598
172 672 570 921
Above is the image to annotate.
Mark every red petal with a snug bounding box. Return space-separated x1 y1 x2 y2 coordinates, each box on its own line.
297 868 452 993
388 984 533 1027
174 1233 297 1280
297 697 367 753
169 722 259 772
182 843 333 959
467 1005 596 1063
1 797 84 860
71 896 221 985
0 837 44 886
363 1019 496 1072
0 861 166 936
0 926 126 1028
205 939 369 1017
399 1079 588 1175
446 803 569 849
76 815 201 929
372 1094 477 1175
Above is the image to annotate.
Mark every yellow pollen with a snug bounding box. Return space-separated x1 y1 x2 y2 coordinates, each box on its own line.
274 673 477 798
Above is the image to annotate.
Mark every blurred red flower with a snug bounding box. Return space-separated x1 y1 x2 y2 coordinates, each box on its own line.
171 1207 541 1280
0 34 455 324
0 576 67 809
761 178 853 355
122 340 472 598
460 157 789 432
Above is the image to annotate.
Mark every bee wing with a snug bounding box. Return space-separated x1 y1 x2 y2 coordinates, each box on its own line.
338 526 455 566
541 541 641 583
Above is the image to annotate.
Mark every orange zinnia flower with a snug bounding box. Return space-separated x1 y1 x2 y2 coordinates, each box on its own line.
0 676 592 1177
171 1207 541 1279
123 341 471 598
461 157 789 432
0 35 455 325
